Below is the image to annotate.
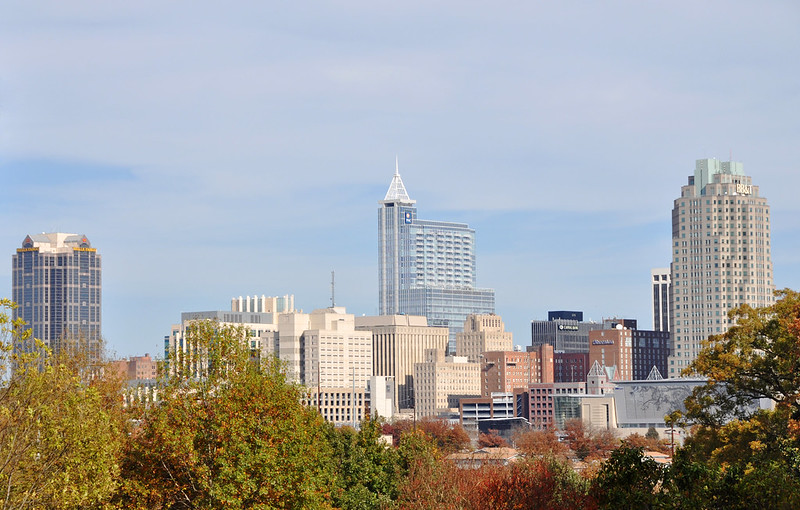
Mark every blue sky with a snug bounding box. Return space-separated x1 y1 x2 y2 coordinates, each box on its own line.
2 2 799 357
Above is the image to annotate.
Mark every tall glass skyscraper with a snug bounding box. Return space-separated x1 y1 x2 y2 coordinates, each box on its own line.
378 162 495 352
667 159 774 377
12 233 102 357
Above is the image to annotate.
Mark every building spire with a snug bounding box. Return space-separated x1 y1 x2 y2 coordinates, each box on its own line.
383 157 414 203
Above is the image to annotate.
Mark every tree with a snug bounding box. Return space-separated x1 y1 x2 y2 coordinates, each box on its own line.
591 445 665 509
564 419 618 461
387 418 470 453
670 289 800 508
478 429 509 448
326 416 401 509
512 427 569 461
115 319 336 509
0 299 125 509
476 457 594 510
685 289 800 426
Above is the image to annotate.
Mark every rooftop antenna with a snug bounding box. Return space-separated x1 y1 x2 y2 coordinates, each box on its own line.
330 270 335 307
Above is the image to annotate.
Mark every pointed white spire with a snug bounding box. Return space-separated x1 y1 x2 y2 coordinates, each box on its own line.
646 365 663 380
383 157 415 203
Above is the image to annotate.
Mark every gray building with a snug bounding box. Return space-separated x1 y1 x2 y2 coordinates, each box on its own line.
530 311 603 353
12 233 102 358
668 159 774 377
378 161 494 352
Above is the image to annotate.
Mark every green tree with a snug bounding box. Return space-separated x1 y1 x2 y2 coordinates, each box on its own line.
116 319 336 509
0 298 124 509
326 416 400 509
591 445 665 509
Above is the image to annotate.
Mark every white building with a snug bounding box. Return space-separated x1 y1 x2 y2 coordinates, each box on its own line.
650 268 671 332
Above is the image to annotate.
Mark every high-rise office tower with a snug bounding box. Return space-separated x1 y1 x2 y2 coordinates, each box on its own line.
667 158 774 377
378 161 495 352
650 268 671 332
12 233 102 357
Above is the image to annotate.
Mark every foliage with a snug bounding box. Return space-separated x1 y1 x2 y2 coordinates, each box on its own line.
0 298 125 509
685 289 800 426
564 419 618 461
476 457 594 510
477 429 509 448
591 445 665 509
665 289 800 509
115 319 336 509
512 427 569 461
398 451 593 510
624 432 670 454
326 416 400 509
387 418 470 453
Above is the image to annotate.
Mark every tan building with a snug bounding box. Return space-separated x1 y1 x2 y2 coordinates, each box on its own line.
355 314 448 411
588 327 633 381
414 349 480 418
280 307 373 426
481 344 554 396
456 314 513 363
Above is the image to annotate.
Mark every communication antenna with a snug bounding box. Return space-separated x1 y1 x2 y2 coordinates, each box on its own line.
330 270 335 307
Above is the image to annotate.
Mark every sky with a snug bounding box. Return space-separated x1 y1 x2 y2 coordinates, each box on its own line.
1 2 799 358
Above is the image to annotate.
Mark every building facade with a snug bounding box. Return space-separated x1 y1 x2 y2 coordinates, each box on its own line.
456 314 513 363
651 268 671 332
481 344 554 397
668 159 774 376
414 348 481 418
553 351 589 383
530 311 603 353
588 328 633 381
631 329 670 381
12 233 102 357
378 162 495 352
354 314 448 411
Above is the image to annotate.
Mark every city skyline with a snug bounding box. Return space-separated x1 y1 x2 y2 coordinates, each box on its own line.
2 3 799 357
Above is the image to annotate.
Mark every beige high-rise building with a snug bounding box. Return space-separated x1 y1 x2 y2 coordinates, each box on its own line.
414 349 481 418
668 159 774 377
456 314 513 363
355 315 448 412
